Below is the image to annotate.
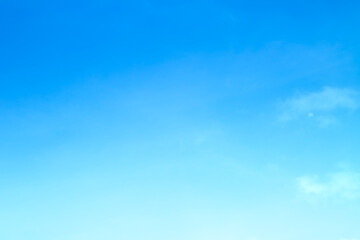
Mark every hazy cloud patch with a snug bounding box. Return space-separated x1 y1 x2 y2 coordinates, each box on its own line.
297 171 360 200
279 87 358 125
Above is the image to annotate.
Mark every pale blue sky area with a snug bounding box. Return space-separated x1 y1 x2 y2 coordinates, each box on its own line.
1 1 360 240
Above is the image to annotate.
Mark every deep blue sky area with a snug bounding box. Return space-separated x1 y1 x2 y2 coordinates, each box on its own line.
2 1 360 99
2 1 360 240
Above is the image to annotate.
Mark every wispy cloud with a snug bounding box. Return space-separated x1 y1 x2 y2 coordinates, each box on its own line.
279 87 358 125
297 171 360 200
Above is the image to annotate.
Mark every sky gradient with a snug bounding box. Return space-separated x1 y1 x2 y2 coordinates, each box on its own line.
1 1 360 239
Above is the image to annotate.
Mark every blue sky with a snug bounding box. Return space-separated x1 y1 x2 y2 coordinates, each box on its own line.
1 1 360 239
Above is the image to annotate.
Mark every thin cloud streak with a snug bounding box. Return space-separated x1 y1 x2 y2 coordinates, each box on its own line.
279 87 359 124
297 171 360 200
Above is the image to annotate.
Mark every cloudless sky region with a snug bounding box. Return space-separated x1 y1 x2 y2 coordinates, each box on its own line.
2 1 360 239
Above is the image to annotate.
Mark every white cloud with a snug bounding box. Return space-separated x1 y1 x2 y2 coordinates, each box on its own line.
279 87 358 124
297 171 360 200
